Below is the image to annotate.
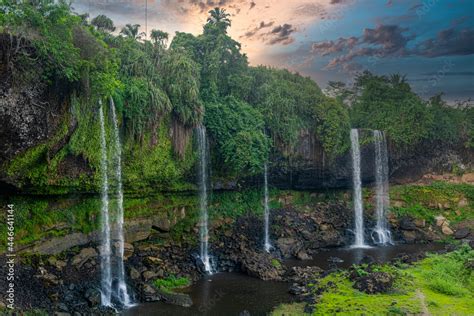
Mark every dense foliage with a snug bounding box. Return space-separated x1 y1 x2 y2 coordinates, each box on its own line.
0 2 471 191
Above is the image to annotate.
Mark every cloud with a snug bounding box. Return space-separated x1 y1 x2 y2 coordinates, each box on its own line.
415 27 474 57
266 23 296 45
241 21 275 39
308 24 474 70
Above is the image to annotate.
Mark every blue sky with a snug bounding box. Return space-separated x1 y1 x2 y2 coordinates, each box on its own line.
72 0 474 102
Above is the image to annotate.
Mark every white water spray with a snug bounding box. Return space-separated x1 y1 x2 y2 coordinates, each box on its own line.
110 98 132 305
197 126 212 273
350 129 368 248
372 130 393 245
99 103 112 307
263 163 272 252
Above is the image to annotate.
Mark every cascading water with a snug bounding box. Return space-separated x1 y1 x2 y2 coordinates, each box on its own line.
197 126 213 273
263 163 272 252
372 130 393 245
350 129 368 248
99 103 112 307
110 98 132 305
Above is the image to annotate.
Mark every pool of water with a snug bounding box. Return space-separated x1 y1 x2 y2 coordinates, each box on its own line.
123 243 444 316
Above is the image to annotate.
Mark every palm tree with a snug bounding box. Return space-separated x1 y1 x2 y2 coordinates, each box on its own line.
150 29 169 47
206 7 231 30
120 24 145 40
91 15 115 32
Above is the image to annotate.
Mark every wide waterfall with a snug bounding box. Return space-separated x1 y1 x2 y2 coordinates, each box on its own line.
350 129 368 248
197 126 213 273
263 163 272 252
372 130 393 245
110 98 132 305
99 103 112 307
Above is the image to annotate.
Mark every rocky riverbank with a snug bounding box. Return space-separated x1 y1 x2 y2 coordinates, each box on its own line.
1 195 472 315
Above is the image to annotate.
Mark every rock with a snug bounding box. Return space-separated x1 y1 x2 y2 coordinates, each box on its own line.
35 267 60 286
84 288 101 307
142 270 158 281
414 219 426 228
156 288 193 307
48 257 67 270
71 248 98 268
402 230 416 243
130 267 140 280
435 216 448 227
54 313 71 316
353 272 394 294
399 217 416 230
57 303 69 312
454 228 470 239
112 242 134 260
296 250 312 260
153 218 171 232
145 256 162 266
276 237 300 258
458 198 468 208
442 224 454 235
240 251 285 281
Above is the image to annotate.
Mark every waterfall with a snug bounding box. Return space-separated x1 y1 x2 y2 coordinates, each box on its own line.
350 129 368 248
263 163 272 252
99 103 112 307
196 126 213 273
372 130 393 245
110 98 132 305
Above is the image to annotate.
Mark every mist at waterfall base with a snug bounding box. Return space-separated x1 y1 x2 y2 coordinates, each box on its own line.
99 100 132 308
196 126 213 274
372 130 393 245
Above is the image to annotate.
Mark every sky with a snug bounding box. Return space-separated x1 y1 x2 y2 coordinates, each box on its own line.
71 0 474 102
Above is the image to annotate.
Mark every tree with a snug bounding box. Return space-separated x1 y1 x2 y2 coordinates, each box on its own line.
206 7 231 32
120 24 145 40
150 29 168 47
91 14 115 32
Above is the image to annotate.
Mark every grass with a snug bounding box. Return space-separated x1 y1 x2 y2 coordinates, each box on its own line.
389 182 473 224
276 245 474 315
152 275 191 293
271 303 306 316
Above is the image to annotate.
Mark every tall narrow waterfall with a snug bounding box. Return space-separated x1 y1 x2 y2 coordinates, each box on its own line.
263 163 272 252
110 98 131 305
350 129 367 248
372 130 392 245
197 126 212 273
99 103 112 307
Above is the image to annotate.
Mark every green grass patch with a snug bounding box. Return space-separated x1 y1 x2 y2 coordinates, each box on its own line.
153 275 191 293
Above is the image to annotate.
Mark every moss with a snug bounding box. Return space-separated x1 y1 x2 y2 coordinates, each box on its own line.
271 258 282 269
271 303 306 316
152 275 191 293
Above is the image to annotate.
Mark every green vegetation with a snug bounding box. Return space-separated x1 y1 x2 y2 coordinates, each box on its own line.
1 3 472 193
273 245 474 315
390 182 474 224
153 275 191 293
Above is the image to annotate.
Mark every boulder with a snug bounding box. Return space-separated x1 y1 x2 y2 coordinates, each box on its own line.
435 216 448 227
402 230 416 243
156 288 193 307
399 217 416 230
414 219 426 228
84 288 101 307
296 250 312 260
142 270 158 281
441 224 454 235
129 267 140 280
276 237 300 258
454 228 470 239
71 248 98 268
240 251 285 281
353 272 394 294
112 242 134 260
